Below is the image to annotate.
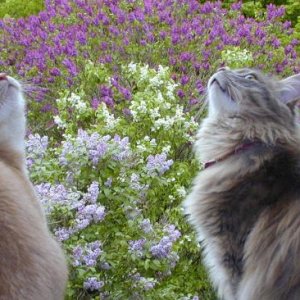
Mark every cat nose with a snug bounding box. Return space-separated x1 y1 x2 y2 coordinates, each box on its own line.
217 67 230 72
0 73 7 81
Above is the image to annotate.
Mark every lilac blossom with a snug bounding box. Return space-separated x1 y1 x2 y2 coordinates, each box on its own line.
26 134 48 167
140 219 153 234
131 273 157 291
36 180 105 239
72 241 103 267
150 225 181 259
55 227 72 242
150 236 173 259
83 277 104 291
129 239 146 258
83 181 100 203
146 153 174 175
35 183 70 213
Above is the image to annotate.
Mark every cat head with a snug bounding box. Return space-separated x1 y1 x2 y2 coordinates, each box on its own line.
207 67 300 126
0 73 25 153
0 73 24 115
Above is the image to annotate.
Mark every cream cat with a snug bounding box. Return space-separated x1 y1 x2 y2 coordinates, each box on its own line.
184 68 300 300
0 73 67 299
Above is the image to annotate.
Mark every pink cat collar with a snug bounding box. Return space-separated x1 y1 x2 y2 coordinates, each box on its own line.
203 141 260 169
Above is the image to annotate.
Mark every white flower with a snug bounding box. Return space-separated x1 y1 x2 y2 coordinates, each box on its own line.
129 100 148 121
74 100 88 114
53 115 66 128
56 97 67 106
177 186 187 198
157 91 164 102
149 139 157 147
149 75 163 87
97 103 120 129
128 62 137 74
69 92 81 104
137 144 147 152
149 108 161 120
162 145 171 154
140 65 149 80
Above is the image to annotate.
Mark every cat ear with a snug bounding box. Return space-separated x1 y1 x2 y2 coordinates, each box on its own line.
279 73 300 107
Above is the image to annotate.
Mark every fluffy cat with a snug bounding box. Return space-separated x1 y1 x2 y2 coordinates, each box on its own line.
184 67 300 300
0 73 67 299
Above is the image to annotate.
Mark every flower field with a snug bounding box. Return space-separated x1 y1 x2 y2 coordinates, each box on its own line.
1 0 300 299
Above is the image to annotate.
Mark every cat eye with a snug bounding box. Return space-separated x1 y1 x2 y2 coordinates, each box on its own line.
245 74 256 80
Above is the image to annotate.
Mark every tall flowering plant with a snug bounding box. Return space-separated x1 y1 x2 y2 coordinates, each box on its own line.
27 63 205 299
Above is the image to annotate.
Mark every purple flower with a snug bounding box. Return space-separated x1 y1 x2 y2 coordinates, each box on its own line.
75 218 90 230
140 219 153 233
129 239 146 252
285 45 293 55
131 273 156 291
164 224 181 242
49 67 61 76
180 75 190 85
177 89 185 99
104 178 112 187
283 21 291 30
76 31 87 45
123 108 132 117
231 1 242 10
91 97 100 110
271 38 281 48
119 86 132 100
62 58 78 76
55 227 71 241
200 2 214 14
83 277 104 291
72 241 103 267
72 245 83 262
150 236 172 259
101 95 114 107
93 206 106 222
267 4 285 21
26 134 48 167
146 153 173 175
84 181 100 203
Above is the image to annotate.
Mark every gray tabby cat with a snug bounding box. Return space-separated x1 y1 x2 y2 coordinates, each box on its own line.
0 73 67 299
184 67 300 300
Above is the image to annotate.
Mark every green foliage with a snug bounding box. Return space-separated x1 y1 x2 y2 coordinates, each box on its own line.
0 0 44 18
222 0 300 26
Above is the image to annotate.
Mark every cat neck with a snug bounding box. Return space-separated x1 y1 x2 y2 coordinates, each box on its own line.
195 116 300 165
203 140 262 169
0 120 27 174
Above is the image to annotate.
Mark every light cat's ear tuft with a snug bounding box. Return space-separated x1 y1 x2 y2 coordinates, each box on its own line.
279 73 300 105
286 98 300 113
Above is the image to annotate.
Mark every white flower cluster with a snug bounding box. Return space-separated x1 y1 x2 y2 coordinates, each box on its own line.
222 47 253 65
54 92 91 129
136 136 157 154
56 92 89 115
96 103 120 130
152 105 185 131
54 115 67 129
127 62 198 140
176 186 187 198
